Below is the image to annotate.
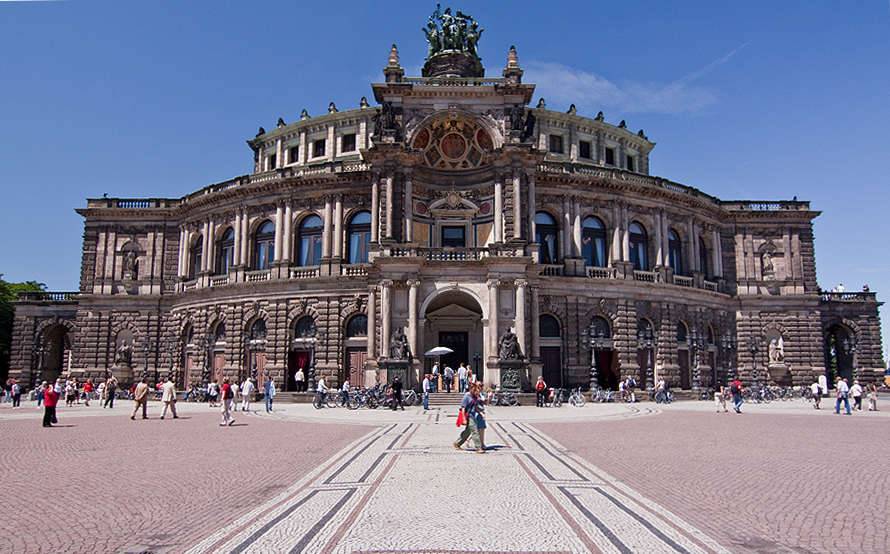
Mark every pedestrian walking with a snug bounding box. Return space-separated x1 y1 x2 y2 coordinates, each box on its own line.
240 378 254 411
730 378 743 413
340 378 350 406
220 378 235 426
851 379 863 411
422 374 430 410
231 381 240 407
104 377 117 409
835 377 851 415
208 379 220 408
263 377 274 413
295 368 305 392
453 382 484 453
390 376 404 410
11 379 21 409
715 385 728 412
130 378 150 420
36 381 46 407
444 365 454 393
476 385 488 449
431 362 440 392
458 363 467 393
867 381 878 411
159 377 178 419
42 382 59 427
535 376 547 407
82 379 93 407
811 381 822 409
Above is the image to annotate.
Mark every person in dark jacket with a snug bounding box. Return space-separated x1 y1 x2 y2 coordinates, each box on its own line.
390 376 404 411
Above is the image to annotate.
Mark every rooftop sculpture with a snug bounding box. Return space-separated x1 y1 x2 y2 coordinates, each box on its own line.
423 4 483 60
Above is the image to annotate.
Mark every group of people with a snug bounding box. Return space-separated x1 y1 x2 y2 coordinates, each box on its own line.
453 380 491 453
827 377 878 414
2 378 22 408
430 361 477 393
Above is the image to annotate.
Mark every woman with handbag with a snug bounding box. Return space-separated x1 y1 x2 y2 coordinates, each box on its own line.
453 382 484 453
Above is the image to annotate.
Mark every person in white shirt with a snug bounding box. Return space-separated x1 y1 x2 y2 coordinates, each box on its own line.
341 379 350 405
431 362 440 392
422 374 430 410
458 363 468 393
810 381 822 409
295 368 305 392
240 378 254 411
835 377 851 415
159 377 178 419
444 365 454 393
850 379 863 411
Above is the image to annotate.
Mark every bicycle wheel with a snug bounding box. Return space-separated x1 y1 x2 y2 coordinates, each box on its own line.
505 393 518 406
325 393 338 408
313 394 323 409
570 394 586 407
367 395 378 409
404 391 417 406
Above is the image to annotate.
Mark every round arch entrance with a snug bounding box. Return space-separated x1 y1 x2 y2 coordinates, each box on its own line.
825 324 857 385
421 289 485 386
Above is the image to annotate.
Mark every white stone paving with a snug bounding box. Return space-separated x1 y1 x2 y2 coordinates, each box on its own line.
180 403 739 554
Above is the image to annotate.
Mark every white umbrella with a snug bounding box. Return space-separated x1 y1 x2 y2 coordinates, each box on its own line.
424 346 454 356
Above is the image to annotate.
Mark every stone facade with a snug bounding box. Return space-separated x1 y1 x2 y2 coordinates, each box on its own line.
10 32 883 393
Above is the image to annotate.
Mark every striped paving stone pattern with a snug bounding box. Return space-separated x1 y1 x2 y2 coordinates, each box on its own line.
185 411 731 554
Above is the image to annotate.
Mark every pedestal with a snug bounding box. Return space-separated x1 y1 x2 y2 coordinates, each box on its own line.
767 363 791 387
384 360 409 387
497 361 526 392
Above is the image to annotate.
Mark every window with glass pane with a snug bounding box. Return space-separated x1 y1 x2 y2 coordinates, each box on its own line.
214 322 226 342
676 322 687 343
189 237 203 279
298 215 323 267
441 226 466 248
668 229 683 275
254 220 275 270
629 222 648 271
535 212 559 264
582 216 607 267
216 228 235 275
295 316 316 338
341 133 356 153
347 211 371 264
346 315 367 338
699 237 709 278
539 314 561 337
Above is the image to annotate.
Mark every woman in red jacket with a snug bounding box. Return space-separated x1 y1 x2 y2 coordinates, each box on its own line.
43 384 59 427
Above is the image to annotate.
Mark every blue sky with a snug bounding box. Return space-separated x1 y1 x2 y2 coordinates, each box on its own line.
1 1 888 357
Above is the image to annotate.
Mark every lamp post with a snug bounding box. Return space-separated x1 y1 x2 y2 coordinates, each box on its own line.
140 336 156 383
690 328 703 393
747 335 761 389
195 333 212 387
843 335 859 381
306 336 318 391
582 322 608 391
637 326 657 392
161 337 178 384
473 352 482 382
721 333 737 385
34 335 51 388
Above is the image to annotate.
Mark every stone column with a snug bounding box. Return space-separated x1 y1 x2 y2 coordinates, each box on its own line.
494 176 503 242
687 218 696 273
515 279 527 358
513 170 522 240
233 211 242 267
201 220 211 272
385 169 394 240
404 170 414 243
274 203 284 262
381 280 393 360
283 203 292 263
530 286 540 360
563 196 572 259
408 279 419 361
322 195 332 258
654 211 663 267
276 139 283 168
611 203 622 264
299 131 307 164
712 229 723 278
367 285 377 360
178 227 187 277
333 195 343 259
527 171 536 243
240 211 249 267
573 197 582 257
488 280 499 357
371 173 379 243
621 204 630 262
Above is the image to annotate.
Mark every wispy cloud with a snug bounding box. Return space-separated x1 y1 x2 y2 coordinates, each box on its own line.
523 41 751 116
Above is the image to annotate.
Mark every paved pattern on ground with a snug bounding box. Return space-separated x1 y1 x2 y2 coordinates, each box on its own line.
1 395 886 554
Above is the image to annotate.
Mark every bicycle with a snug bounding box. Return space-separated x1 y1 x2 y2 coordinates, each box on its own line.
543 388 564 407
698 387 715 401
652 389 674 404
488 387 519 406
568 387 586 407
591 388 617 403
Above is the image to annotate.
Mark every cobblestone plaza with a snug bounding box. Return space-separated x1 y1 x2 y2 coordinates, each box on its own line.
3 397 886 554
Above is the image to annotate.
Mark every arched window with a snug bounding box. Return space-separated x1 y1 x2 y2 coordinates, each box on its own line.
346 315 367 338
216 228 235 275
214 322 226 342
295 316 316 338
539 314 561 337
676 321 688 343
699 237 709 278
590 316 611 338
347 211 371 264
189 236 203 279
582 216 607 267
250 319 267 340
629 222 649 271
535 212 559 265
707 326 714 346
667 229 683 275
296 215 323 267
254 220 275 270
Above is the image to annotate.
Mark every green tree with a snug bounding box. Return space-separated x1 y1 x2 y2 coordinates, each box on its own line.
0 275 46 381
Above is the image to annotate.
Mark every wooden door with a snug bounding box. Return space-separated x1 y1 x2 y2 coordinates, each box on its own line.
213 354 225 383
541 346 562 388
347 348 367 388
678 350 690 389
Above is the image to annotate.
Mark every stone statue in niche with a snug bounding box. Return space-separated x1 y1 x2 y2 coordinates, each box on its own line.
116 341 133 367
124 250 138 278
768 336 785 364
761 251 775 280
498 327 524 360
389 327 411 360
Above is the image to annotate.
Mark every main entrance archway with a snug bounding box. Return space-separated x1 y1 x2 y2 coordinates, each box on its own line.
422 289 485 385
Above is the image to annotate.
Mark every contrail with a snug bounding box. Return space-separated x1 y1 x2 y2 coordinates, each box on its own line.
667 39 754 89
